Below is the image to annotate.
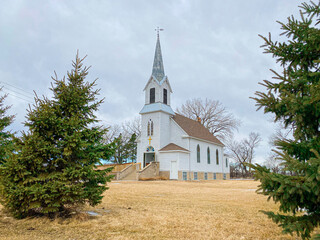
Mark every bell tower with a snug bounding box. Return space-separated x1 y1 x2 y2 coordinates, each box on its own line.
137 29 174 167
140 28 174 113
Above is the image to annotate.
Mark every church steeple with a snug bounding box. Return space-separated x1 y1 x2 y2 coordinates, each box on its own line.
140 29 174 116
152 30 165 81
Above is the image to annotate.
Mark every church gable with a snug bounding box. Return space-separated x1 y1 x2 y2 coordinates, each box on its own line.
143 76 172 92
143 76 172 106
143 76 159 91
159 143 189 152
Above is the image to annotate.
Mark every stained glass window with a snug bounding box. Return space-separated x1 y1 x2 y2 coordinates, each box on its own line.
151 121 153 135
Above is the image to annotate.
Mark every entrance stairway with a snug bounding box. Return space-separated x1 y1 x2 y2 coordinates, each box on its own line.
138 161 159 180
115 162 160 180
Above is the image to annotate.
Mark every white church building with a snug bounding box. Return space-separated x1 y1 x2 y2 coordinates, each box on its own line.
136 33 230 180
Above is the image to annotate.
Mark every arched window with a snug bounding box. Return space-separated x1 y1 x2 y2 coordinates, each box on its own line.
151 121 154 135
207 147 210 164
163 88 167 104
147 120 153 136
197 144 200 163
150 88 155 103
216 149 219 165
226 158 228 167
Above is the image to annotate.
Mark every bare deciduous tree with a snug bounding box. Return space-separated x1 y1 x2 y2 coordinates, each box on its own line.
225 132 261 176
262 123 290 174
263 152 283 173
122 116 141 138
104 124 121 144
176 98 240 141
268 122 294 148
103 117 141 163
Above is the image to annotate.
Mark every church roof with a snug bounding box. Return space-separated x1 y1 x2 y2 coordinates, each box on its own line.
140 102 175 115
172 113 224 146
159 143 189 152
152 33 165 82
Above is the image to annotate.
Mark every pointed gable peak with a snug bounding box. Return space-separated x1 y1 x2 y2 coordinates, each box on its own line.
152 31 165 82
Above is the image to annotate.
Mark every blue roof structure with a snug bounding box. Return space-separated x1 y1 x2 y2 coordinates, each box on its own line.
140 102 175 115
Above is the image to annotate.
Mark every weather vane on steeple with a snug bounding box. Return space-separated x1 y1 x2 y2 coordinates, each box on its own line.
155 27 164 38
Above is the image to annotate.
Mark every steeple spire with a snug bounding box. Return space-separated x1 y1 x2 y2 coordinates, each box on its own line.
152 27 165 81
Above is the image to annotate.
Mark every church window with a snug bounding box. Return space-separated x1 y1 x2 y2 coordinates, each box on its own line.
204 172 208 180
213 173 216 180
146 146 154 152
183 172 187 180
147 120 153 136
150 88 155 103
197 144 200 163
226 158 228 167
223 173 226 180
151 121 154 135
207 147 210 164
163 88 167 104
216 149 219 165
194 172 198 180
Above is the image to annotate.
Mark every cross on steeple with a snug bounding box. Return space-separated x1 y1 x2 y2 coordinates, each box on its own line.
152 27 165 82
155 27 164 38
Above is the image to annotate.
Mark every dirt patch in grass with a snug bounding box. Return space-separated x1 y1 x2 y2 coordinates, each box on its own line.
0 180 307 239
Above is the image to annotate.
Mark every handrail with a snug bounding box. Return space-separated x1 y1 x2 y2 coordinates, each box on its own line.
118 163 138 179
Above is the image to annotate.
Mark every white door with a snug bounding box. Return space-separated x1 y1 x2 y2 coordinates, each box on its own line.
170 160 178 179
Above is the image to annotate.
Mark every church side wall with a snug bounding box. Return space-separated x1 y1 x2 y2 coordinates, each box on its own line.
159 112 171 149
223 155 230 174
176 152 190 171
158 152 179 171
169 119 189 149
189 139 227 174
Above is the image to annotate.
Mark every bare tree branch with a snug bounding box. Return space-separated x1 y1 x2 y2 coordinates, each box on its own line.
225 132 261 176
122 116 141 139
176 98 240 141
104 124 121 144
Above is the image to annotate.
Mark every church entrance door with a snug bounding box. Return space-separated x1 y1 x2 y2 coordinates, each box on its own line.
143 153 155 168
170 160 178 179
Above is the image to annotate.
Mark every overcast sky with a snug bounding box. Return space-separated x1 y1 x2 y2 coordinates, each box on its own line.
0 0 303 163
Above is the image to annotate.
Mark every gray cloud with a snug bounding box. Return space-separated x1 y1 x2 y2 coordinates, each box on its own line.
0 0 303 163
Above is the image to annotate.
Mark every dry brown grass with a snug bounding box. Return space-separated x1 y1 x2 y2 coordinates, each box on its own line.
0 180 311 240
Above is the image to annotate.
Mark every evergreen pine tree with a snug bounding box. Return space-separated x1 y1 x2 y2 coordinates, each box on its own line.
0 53 114 218
0 90 14 165
112 134 125 164
126 133 137 163
251 2 320 239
